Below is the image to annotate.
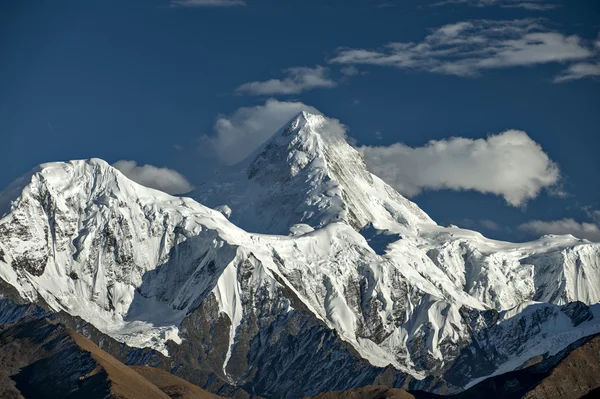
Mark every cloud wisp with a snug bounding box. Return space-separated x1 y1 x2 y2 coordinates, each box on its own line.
519 218 600 242
553 62 600 82
341 66 361 76
201 100 560 206
359 130 560 207
432 0 561 10
199 99 321 164
330 19 597 80
236 66 336 95
170 0 246 7
112 160 194 194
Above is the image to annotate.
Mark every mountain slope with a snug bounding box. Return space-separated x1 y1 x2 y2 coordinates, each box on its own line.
131 366 225 399
0 317 170 399
522 333 600 399
309 386 415 399
0 297 253 398
0 315 229 399
0 113 599 397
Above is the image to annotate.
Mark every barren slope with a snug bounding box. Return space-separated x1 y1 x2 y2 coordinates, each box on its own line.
0 317 169 399
309 386 415 399
132 366 225 399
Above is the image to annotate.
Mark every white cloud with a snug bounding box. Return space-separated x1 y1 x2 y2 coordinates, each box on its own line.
341 66 360 76
590 210 600 224
330 19 594 77
553 62 600 82
202 102 561 205
519 218 600 241
170 0 246 7
236 66 336 95
432 0 560 10
480 219 501 230
112 160 194 194
200 99 321 164
359 129 560 207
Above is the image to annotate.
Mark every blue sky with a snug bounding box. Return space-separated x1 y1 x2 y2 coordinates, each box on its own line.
1 0 599 241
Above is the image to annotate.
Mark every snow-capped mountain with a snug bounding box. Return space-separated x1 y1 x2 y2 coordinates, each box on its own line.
192 112 434 235
0 112 599 398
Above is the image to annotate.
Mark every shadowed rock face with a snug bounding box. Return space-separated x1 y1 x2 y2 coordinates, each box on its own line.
3 310 599 399
0 298 407 399
308 386 415 399
166 290 410 399
582 388 600 399
0 307 402 399
410 333 600 399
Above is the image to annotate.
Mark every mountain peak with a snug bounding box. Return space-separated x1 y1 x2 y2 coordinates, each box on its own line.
0 158 175 219
283 111 325 134
0 159 109 217
266 110 339 147
193 113 435 234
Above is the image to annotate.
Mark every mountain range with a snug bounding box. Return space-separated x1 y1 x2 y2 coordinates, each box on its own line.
0 111 599 398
